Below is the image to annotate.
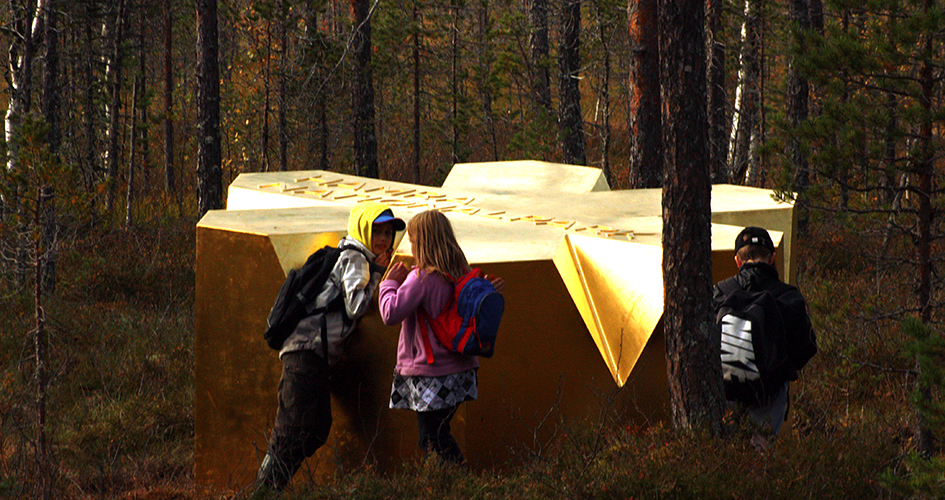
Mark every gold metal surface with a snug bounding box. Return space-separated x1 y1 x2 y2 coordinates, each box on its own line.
196 164 795 493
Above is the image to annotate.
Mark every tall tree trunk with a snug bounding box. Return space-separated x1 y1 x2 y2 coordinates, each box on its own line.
304 4 330 171
728 0 761 185
138 14 151 189
351 0 379 178
34 186 53 500
126 78 139 228
278 12 288 172
559 0 586 165
164 0 176 193
412 0 422 182
628 0 661 188
914 0 936 457
591 1 612 183
659 0 724 434
42 0 61 159
450 2 467 165
787 0 810 233
706 0 728 184
105 0 128 214
5 0 46 176
477 0 499 161
196 0 224 218
84 1 99 190
262 19 272 173
40 0 59 293
529 0 553 113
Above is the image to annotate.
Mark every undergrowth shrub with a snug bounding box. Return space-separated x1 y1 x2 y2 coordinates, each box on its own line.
0 216 196 499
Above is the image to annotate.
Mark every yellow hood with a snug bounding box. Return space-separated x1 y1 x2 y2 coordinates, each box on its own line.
346 202 396 251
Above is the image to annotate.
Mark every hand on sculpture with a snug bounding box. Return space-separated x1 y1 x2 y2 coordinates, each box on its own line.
486 274 505 293
385 262 410 285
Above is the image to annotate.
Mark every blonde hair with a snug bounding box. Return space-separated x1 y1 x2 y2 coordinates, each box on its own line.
407 210 470 281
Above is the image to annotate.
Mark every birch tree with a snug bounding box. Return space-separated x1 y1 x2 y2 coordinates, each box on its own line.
4 0 46 177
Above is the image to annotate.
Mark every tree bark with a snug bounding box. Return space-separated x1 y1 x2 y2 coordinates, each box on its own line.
105 0 128 213
196 0 224 218
262 20 272 173
34 186 53 500
728 0 762 185
706 0 728 184
83 1 100 190
351 0 379 178
412 0 422 182
559 0 586 166
529 0 553 113
42 0 61 159
278 12 288 172
659 0 724 434
126 78 138 228
477 0 499 161
787 0 810 233
164 0 176 193
4 0 46 176
450 2 468 165
914 0 936 457
628 0 661 188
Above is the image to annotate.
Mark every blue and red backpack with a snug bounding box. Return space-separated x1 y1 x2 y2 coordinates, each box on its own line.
418 269 504 362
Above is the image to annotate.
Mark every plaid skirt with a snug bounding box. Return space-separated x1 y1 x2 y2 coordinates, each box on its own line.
389 369 478 412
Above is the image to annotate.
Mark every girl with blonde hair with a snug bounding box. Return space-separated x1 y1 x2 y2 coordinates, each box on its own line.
379 210 504 463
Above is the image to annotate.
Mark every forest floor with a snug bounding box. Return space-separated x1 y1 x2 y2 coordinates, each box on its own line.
0 214 928 499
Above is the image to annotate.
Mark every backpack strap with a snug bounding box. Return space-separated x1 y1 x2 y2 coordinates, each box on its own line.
417 309 436 365
717 276 742 296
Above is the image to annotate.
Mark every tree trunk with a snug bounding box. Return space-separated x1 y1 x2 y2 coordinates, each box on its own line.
412 0 422 182
559 0 586 166
351 0 379 178
278 13 288 172
304 4 331 171
126 78 138 228
83 1 100 190
42 0 61 159
164 0 176 193
4 0 45 176
529 0 553 113
34 186 53 500
914 0 936 456
628 0 661 188
706 0 728 184
659 0 724 434
598 22 611 184
787 0 810 233
728 0 761 185
450 2 468 165
477 0 499 162
262 20 272 173
38 0 59 292
196 0 224 218
105 0 128 214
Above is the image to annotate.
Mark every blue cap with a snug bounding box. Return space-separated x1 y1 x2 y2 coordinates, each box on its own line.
373 209 405 231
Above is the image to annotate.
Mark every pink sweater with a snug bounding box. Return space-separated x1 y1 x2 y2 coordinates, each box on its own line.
379 268 479 377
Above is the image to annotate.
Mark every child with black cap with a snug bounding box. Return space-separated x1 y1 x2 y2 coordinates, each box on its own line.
255 202 405 492
712 226 817 452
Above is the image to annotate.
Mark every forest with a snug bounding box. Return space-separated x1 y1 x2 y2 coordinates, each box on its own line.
1 0 944 498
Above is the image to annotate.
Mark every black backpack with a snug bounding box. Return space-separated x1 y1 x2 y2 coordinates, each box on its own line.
264 245 368 351
715 279 793 406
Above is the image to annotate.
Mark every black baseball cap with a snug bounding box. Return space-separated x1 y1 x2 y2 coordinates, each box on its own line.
734 226 775 253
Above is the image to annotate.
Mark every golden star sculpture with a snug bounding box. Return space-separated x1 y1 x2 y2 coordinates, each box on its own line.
195 160 795 492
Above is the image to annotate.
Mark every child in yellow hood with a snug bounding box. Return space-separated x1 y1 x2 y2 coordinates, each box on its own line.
256 202 405 492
